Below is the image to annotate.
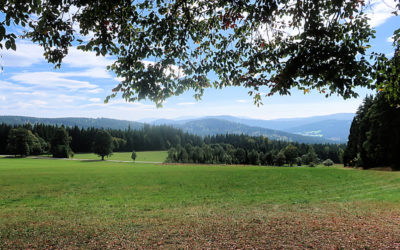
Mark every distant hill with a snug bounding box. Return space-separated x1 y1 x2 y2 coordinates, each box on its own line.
170 118 336 144
149 113 354 143
0 116 143 130
285 119 353 142
0 114 351 143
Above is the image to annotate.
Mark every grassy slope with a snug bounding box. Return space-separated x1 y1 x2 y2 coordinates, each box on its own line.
1 158 399 248
73 151 168 162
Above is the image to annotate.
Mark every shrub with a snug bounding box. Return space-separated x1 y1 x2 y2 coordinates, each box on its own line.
323 159 334 166
131 150 137 161
296 157 302 166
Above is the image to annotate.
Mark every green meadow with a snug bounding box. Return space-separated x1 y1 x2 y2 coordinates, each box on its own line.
73 151 168 162
1 155 399 248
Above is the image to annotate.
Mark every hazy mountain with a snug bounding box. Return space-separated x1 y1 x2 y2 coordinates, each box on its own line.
0 116 143 130
172 118 335 144
138 116 197 123
202 113 354 130
285 119 353 142
148 113 354 143
0 114 351 143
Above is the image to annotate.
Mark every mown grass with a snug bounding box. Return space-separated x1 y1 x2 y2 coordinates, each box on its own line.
1 158 399 248
73 151 168 162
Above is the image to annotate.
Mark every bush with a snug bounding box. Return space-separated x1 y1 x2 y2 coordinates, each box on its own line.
53 145 74 158
296 157 302 166
309 162 316 167
323 159 334 166
131 150 137 161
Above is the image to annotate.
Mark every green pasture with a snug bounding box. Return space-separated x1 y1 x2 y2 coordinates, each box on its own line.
1 157 399 248
1 158 399 211
73 151 168 162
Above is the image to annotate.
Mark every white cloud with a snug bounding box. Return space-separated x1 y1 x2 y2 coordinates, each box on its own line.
87 88 104 93
89 98 101 102
18 91 48 96
10 71 100 90
0 41 44 67
31 100 48 105
236 99 250 103
56 94 86 103
68 68 112 79
0 95 5 101
177 102 196 106
387 35 394 43
63 47 113 69
0 40 113 74
0 80 32 91
366 0 397 27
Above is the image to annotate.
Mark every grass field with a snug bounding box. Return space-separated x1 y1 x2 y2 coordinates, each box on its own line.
73 151 168 162
1 157 399 248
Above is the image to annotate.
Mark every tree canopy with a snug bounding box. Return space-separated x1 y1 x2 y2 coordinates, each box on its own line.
50 127 73 158
93 130 114 160
1 0 399 105
343 93 400 170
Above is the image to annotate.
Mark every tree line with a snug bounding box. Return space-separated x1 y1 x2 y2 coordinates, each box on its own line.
0 123 201 158
1 123 345 165
167 134 345 166
343 94 400 170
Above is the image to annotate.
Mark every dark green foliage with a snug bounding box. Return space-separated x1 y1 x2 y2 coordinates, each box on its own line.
372 27 400 106
235 148 247 164
301 146 319 166
7 128 34 157
51 128 73 158
6 128 46 157
344 94 400 170
93 130 114 160
2 1 400 107
131 151 137 161
167 133 344 166
274 152 286 167
112 137 127 152
3 0 382 105
0 123 345 166
0 116 143 130
30 134 44 155
296 157 302 166
247 150 260 165
0 123 204 154
283 145 298 166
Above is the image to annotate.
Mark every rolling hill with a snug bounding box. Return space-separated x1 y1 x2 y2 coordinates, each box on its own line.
0 114 351 143
169 118 336 144
149 113 354 142
0 116 143 130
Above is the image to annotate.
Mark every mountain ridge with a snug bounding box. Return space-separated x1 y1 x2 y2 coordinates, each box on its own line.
0 116 143 130
0 114 352 144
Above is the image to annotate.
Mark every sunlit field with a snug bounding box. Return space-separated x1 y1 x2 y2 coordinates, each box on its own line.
73 151 168 162
1 157 399 248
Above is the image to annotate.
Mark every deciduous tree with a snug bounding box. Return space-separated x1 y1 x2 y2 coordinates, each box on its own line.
1 1 398 105
93 130 114 160
7 128 34 157
283 144 298 166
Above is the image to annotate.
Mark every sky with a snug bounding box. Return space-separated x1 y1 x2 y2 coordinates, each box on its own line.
0 1 398 121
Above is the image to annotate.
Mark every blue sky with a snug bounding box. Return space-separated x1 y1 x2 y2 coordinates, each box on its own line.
0 1 398 121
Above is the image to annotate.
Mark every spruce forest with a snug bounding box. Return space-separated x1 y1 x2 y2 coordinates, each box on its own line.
0 123 344 166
